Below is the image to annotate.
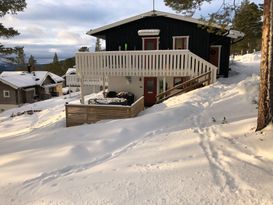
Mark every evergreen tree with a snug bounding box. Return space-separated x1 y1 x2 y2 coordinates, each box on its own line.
232 0 263 54
0 0 27 55
95 38 102 51
53 52 59 64
45 52 67 76
15 46 25 65
164 0 273 130
257 0 273 130
164 0 211 13
28 55 36 70
78 46 89 52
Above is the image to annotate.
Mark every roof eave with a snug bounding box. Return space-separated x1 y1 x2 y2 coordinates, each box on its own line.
0 78 19 89
87 10 224 37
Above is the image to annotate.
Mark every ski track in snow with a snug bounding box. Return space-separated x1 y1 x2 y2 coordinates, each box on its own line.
190 90 239 193
21 130 159 190
191 92 273 203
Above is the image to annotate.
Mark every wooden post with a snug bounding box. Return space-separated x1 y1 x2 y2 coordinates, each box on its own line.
80 75 85 104
103 73 106 96
163 77 166 92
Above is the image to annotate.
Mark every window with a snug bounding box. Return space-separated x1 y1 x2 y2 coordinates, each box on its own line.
3 90 10 98
173 76 191 87
142 37 160 50
173 77 183 86
173 36 189 50
146 79 155 93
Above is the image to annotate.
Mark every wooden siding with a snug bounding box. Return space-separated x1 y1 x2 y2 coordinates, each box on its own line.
93 16 231 76
0 81 18 105
66 96 144 127
43 75 55 85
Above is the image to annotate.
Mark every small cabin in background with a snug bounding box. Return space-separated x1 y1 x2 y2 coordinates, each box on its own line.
0 71 64 112
63 67 106 95
76 10 244 106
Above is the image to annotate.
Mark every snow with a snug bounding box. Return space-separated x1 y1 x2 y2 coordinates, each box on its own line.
0 71 64 88
65 68 76 76
0 53 273 204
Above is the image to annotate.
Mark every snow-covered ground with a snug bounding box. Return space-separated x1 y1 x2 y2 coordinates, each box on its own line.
0 53 273 205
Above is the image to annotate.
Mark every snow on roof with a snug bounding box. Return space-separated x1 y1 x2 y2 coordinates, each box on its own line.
65 68 77 76
49 72 64 83
0 71 64 89
87 10 243 39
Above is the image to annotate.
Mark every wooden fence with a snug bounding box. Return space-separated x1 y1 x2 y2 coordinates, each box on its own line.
65 96 144 127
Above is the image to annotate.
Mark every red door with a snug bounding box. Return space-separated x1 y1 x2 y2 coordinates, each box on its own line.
209 46 220 67
144 77 157 106
143 38 158 106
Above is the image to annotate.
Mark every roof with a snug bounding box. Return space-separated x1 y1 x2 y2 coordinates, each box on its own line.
89 10 218 34
0 71 64 89
87 10 244 40
65 68 77 76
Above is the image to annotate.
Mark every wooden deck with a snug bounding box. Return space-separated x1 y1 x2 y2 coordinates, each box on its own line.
65 96 144 127
75 49 217 83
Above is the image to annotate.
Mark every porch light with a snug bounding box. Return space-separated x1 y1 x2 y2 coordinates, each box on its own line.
138 29 160 36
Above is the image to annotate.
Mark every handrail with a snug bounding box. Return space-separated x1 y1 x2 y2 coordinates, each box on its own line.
156 71 211 103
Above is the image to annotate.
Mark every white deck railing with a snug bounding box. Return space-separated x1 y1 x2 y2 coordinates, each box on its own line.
76 50 217 83
66 75 105 87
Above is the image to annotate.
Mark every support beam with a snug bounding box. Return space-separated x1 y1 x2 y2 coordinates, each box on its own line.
102 74 106 96
163 77 166 92
80 75 85 104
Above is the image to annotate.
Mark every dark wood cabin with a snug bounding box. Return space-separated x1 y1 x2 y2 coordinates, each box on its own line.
88 10 243 77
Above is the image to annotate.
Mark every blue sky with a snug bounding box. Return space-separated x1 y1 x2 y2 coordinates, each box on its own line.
1 0 263 64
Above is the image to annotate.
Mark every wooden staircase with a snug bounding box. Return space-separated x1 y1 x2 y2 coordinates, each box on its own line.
156 71 212 103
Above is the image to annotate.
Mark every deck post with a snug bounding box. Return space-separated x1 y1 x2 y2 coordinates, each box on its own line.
102 73 106 96
80 75 85 104
163 77 166 92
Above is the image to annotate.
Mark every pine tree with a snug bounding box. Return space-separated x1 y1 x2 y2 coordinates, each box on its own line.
95 38 102 51
48 53 62 75
232 0 263 54
0 0 27 55
15 46 25 65
164 0 212 13
256 0 273 130
28 55 36 70
53 52 59 64
78 46 89 52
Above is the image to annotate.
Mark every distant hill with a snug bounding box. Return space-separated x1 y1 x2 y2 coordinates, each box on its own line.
0 57 17 72
1 57 75 75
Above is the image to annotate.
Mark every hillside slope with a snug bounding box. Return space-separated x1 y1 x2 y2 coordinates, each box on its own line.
0 53 272 205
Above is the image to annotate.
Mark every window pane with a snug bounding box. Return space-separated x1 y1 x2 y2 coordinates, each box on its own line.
175 37 187 49
147 80 154 93
174 77 182 86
